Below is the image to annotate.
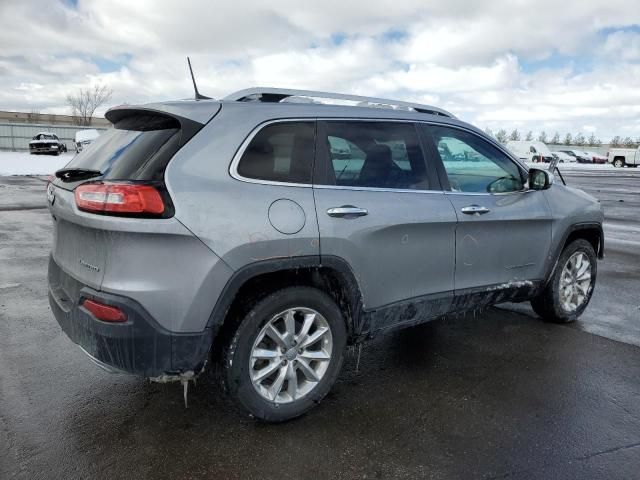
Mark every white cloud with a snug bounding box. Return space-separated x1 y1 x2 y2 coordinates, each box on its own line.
0 0 639 140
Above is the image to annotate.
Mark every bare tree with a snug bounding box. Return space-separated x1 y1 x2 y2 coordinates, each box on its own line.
525 130 533 141
574 132 586 146
563 133 573 146
622 136 635 147
509 129 521 141
550 132 560 144
587 133 601 147
610 136 621 147
66 84 113 126
495 129 508 144
537 131 548 143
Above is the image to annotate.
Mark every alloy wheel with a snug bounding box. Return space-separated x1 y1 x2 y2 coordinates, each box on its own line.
249 307 333 404
559 251 592 312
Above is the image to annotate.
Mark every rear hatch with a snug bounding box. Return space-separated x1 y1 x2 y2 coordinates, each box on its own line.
48 101 220 291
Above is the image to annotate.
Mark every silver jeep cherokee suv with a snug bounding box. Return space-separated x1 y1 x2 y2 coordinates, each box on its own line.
48 88 604 421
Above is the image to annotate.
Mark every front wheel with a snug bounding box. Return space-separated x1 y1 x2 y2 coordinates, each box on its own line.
222 286 347 422
613 158 624 168
531 239 597 323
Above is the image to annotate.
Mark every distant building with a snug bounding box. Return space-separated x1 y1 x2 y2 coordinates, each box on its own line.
0 110 110 128
0 110 110 151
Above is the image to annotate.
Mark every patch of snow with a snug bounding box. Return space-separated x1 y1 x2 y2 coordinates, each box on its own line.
485 280 534 291
0 151 73 176
526 162 614 171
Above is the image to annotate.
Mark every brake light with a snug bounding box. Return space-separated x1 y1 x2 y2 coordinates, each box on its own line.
82 299 127 322
75 182 165 215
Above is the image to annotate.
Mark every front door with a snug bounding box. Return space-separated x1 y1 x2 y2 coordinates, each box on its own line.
313 120 458 332
421 124 552 294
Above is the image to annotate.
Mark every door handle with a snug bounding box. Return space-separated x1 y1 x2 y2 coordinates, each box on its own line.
326 206 368 218
460 205 490 215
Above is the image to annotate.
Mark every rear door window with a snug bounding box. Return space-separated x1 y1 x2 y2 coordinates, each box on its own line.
237 122 315 184
319 121 429 190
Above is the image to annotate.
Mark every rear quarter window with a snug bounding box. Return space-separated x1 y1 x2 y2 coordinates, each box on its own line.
236 122 315 184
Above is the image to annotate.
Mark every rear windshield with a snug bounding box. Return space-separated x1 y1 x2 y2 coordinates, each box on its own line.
63 114 181 181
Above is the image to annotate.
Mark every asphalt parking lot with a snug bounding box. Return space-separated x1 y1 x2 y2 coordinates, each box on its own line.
1 168 639 479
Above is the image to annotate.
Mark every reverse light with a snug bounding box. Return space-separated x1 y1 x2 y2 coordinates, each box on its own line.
82 299 127 322
75 182 165 215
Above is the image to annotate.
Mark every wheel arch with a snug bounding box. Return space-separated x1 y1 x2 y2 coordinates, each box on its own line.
206 256 364 346
545 222 604 286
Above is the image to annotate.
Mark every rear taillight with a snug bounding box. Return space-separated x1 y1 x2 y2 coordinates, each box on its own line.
82 299 127 322
75 182 165 216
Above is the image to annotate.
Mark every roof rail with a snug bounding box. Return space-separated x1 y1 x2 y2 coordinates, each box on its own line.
223 87 455 118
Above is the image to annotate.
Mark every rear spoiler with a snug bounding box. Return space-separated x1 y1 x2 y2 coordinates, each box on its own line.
105 101 221 147
106 100 221 125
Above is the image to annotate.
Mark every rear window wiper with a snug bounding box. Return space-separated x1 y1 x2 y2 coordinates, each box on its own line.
55 168 102 182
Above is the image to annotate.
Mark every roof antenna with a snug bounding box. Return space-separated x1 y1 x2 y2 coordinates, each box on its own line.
187 57 211 100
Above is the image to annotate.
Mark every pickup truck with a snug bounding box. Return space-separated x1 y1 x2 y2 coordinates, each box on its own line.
608 146 640 167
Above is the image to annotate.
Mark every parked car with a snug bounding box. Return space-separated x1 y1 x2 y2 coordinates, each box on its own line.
47 88 604 421
29 132 66 155
506 140 554 163
583 151 607 164
74 129 101 153
608 146 640 168
558 149 592 163
551 151 576 163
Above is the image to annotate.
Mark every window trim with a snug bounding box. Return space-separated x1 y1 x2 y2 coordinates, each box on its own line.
229 117 527 194
420 122 530 196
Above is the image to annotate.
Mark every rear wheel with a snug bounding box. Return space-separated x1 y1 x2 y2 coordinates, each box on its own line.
222 286 347 422
531 239 597 323
613 158 624 168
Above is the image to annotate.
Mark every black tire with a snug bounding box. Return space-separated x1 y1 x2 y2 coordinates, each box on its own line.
221 286 347 422
613 158 624 168
531 239 597 323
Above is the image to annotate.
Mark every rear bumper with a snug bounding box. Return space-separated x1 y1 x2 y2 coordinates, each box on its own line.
48 256 212 377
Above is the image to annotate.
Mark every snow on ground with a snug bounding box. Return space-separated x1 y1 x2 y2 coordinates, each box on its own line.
0 151 73 176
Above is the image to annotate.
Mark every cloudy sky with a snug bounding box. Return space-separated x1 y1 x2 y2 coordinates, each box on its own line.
1 0 639 140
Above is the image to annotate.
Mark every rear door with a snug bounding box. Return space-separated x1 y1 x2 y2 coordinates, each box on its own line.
421 124 552 293
313 120 457 332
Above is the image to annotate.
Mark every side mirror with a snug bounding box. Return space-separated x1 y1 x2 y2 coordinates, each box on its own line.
528 168 554 190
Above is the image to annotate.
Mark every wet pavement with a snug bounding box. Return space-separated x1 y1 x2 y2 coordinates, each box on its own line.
1 170 640 479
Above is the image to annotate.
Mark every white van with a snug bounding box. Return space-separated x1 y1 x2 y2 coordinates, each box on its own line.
74 129 100 153
506 141 554 163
